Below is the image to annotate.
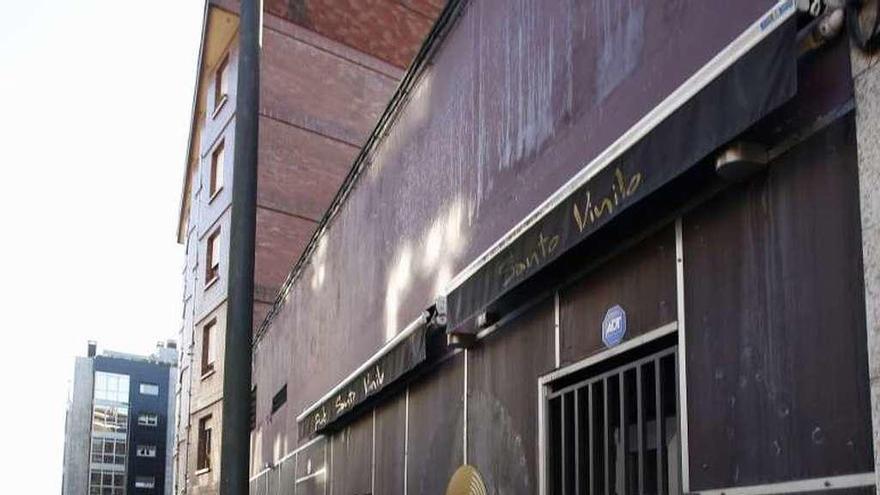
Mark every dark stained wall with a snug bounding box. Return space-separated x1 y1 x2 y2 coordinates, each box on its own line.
467 297 556 493
560 226 677 366
373 390 407 493
406 355 464 494
252 0 785 467
328 412 373 494
683 115 873 490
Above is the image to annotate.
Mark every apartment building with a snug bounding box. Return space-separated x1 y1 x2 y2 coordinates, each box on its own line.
62 341 177 495
173 1 441 493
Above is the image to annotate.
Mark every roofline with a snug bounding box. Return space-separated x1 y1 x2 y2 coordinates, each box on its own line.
253 0 469 346
176 1 241 244
176 1 211 244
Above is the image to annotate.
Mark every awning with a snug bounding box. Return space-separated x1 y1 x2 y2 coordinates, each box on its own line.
297 312 430 440
446 8 799 333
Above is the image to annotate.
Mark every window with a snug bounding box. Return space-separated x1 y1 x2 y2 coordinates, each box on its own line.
134 476 156 489
90 437 126 465
139 383 159 396
271 384 287 414
206 228 221 285
94 371 130 403
138 413 159 427
209 141 224 198
197 415 213 471
202 319 216 376
88 469 125 495
136 445 157 458
91 404 129 435
544 346 680 495
214 54 229 111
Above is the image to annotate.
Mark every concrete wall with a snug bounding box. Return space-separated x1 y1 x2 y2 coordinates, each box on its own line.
853 33 880 484
166 365 177 495
62 357 94 495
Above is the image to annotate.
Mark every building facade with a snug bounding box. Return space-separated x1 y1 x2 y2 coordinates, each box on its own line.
173 1 440 493
62 341 177 495
247 0 880 494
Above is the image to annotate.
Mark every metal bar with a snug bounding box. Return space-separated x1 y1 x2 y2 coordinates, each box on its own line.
620 373 627 495
574 390 581 495
220 0 260 492
637 365 644 495
695 472 878 495
675 217 691 492
540 323 677 387
604 378 610 495
538 384 547 495
555 292 561 368
674 349 683 492
547 348 677 400
656 358 664 495
588 383 595 495
561 393 568 495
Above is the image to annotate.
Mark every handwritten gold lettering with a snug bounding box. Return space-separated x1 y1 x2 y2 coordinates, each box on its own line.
572 168 643 234
498 232 561 288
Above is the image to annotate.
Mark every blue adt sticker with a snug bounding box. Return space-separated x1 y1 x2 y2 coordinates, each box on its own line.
602 305 627 348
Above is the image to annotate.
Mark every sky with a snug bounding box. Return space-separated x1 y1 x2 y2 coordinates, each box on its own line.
0 0 204 490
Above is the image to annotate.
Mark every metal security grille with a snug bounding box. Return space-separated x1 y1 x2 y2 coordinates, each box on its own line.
547 347 680 495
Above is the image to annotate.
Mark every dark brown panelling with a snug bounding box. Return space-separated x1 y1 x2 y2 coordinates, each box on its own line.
683 115 872 490
374 391 407 493
258 116 358 221
407 355 464 494
560 226 677 365
329 412 373 494
468 297 555 494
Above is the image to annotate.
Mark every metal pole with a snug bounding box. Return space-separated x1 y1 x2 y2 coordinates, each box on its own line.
221 0 259 492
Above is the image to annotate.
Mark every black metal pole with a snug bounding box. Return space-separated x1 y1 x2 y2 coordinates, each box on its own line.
221 0 259 492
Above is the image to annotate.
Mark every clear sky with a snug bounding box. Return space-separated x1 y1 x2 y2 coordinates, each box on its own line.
0 0 204 490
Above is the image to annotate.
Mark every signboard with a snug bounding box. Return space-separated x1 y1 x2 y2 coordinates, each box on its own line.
297 327 426 440
446 16 797 333
602 305 627 348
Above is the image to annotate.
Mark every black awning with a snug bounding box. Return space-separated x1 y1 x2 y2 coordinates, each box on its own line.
297 319 427 440
447 17 798 332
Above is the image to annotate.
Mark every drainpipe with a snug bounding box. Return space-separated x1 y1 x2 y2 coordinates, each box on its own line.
221 0 260 493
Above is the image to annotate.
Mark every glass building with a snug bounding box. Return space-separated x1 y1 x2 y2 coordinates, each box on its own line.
62 342 177 495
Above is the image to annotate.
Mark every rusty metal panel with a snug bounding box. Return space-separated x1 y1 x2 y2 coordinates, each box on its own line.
467 297 555 493
682 114 872 491
560 226 677 365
